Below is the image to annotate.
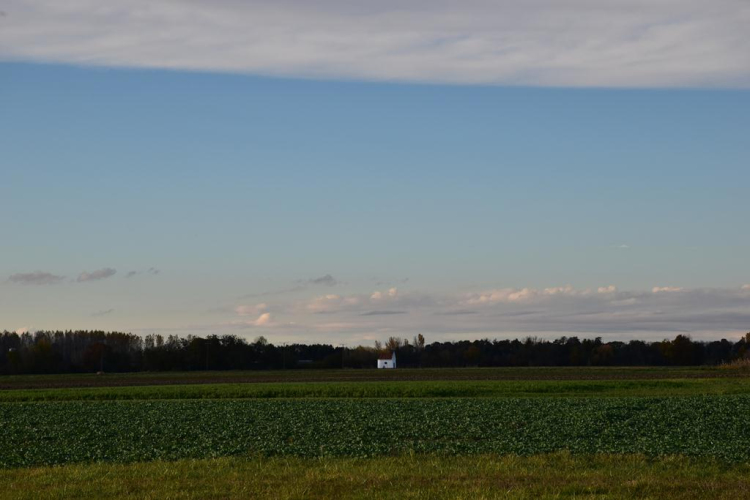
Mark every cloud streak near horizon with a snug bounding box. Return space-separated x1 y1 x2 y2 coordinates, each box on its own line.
1 0 748 87
192 284 750 344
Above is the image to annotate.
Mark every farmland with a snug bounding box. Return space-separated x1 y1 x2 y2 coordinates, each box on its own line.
3 396 750 467
1 367 750 498
3 377 750 402
3 454 750 500
0 366 738 390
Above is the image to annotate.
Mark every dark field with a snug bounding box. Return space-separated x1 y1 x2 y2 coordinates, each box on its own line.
0 366 740 390
3 377 750 401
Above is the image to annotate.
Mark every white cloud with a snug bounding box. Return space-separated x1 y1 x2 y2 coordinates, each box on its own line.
542 286 577 296
1 0 748 88
15 327 29 334
742 284 750 291
253 312 271 326
371 287 398 300
162 284 750 343
465 286 586 304
220 312 275 328
307 294 360 313
652 286 684 293
465 289 520 304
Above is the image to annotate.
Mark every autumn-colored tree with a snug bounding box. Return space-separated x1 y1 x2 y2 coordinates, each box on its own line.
385 337 403 351
414 334 425 350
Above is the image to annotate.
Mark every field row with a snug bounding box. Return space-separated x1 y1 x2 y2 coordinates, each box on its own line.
1 366 739 389
3 377 750 401
2 396 750 467
2 453 749 500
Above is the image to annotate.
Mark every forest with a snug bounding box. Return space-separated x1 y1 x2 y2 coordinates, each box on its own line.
1 330 749 375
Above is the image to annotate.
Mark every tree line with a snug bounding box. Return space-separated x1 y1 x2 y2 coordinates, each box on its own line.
1 329 749 375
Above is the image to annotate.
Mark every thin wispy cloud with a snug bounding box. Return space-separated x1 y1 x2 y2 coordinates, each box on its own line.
1 1 748 87
361 310 408 316
437 310 478 316
308 274 338 286
235 303 268 316
225 312 274 328
91 308 114 317
125 268 160 278
8 271 65 285
371 288 398 300
134 284 750 345
242 275 338 301
241 286 306 299
77 268 116 282
251 284 750 341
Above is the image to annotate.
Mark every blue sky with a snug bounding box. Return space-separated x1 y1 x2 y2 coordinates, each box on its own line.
1 1 749 344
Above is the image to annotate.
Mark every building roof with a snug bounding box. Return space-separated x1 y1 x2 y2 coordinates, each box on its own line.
378 352 395 360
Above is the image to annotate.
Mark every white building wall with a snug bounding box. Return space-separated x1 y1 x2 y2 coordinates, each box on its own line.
377 353 397 369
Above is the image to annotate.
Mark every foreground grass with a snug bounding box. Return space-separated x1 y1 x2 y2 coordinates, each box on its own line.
0 366 740 390
1 453 748 499
3 396 750 467
3 377 750 401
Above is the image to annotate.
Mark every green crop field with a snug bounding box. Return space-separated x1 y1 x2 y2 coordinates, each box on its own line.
1 368 749 498
2 397 750 467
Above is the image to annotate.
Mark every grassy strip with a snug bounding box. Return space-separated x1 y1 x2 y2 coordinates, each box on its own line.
2 396 750 467
1 453 748 499
2 378 750 401
0 366 738 389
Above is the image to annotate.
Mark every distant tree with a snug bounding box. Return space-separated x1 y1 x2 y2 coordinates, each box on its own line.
2 330 749 374
414 334 425 350
385 337 402 351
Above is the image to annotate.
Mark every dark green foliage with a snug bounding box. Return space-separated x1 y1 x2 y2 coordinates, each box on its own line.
2 396 750 467
2 330 750 375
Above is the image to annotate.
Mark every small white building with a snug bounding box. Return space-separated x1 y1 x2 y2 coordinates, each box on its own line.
377 351 396 369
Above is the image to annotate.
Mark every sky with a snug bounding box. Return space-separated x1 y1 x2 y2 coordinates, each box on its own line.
1 1 749 345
